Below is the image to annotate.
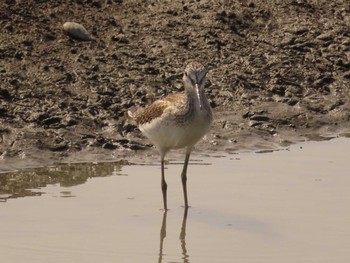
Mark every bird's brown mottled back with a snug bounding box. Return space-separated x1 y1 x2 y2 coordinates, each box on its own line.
132 94 185 125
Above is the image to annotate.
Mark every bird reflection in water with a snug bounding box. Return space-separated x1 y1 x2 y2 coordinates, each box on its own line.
158 208 189 263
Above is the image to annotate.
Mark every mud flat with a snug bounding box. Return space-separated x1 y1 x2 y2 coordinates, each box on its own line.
1 1 350 168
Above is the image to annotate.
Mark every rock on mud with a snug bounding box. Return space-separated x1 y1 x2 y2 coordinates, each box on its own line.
62 22 90 41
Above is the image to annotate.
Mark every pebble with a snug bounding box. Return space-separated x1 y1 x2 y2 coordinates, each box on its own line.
62 22 90 41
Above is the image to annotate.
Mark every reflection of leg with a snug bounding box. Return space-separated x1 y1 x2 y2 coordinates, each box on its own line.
158 211 167 263
161 156 167 210
181 150 191 208
180 207 189 263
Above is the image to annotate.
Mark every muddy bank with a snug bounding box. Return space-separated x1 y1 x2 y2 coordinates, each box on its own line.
1 0 350 169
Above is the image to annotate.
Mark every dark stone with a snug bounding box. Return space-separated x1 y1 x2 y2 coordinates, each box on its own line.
102 142 118 150
250 115 269 122
42 117 62 126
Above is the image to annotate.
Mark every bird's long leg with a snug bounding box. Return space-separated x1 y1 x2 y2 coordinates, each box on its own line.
181 149 192 208
161 155 168 211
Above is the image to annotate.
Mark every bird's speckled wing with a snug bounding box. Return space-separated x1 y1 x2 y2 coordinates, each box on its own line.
131 94 185 125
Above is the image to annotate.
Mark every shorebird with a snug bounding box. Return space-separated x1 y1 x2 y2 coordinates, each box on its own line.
128 62 212 210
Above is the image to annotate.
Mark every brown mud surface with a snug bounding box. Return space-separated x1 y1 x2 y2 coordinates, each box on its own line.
1 0 350 170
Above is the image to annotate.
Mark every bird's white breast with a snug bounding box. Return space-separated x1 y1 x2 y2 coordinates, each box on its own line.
139 107 211 153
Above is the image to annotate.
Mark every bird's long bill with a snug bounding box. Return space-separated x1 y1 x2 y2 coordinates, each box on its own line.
195 83 202 110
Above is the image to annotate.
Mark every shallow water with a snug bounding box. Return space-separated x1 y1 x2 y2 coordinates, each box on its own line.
1 137 350 263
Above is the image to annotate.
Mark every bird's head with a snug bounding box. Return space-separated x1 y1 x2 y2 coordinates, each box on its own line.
182 62 207 109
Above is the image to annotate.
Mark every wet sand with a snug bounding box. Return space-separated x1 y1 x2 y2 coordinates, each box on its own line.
0 137 350 262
